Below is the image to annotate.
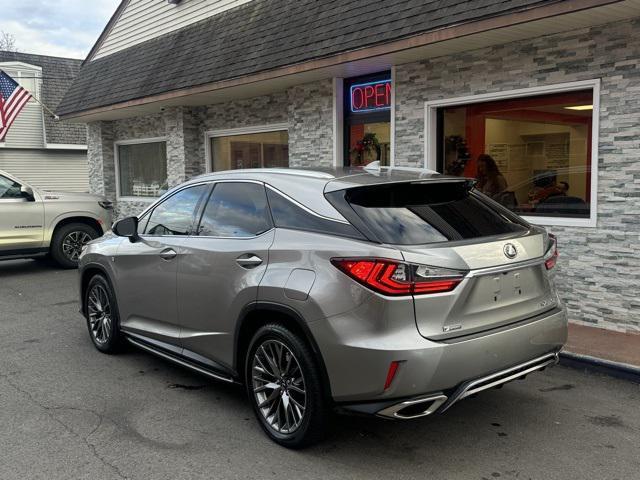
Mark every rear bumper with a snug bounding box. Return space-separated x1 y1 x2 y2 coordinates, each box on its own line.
344 351 560 419
309 306 567 404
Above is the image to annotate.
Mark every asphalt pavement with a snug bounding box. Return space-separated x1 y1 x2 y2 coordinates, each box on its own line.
1 259 638 480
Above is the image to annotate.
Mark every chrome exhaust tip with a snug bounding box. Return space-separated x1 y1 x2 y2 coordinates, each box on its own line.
377 394 448 420
439 351 560 413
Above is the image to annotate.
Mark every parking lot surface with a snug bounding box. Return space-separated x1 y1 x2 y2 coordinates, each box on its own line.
1 259 639 480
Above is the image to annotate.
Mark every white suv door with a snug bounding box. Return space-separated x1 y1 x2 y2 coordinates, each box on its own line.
0 173 45 253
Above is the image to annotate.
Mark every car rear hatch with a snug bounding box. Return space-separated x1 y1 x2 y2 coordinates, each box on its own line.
326 176 557 340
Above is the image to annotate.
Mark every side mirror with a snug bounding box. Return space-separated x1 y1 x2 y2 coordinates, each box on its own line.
20 185 35 201
113 216 140 242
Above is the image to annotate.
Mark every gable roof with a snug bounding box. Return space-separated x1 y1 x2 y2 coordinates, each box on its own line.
57 0 566 117
0 51 86 145
84 0 130 65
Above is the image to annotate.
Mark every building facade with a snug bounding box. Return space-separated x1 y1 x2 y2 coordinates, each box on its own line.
58 0 640 334
0 51 88 191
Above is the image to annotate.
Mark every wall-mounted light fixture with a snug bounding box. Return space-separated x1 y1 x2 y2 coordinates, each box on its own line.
564 105 593 111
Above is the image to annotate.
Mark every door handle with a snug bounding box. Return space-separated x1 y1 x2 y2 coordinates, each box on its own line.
159 248 177 260
236 254 263 268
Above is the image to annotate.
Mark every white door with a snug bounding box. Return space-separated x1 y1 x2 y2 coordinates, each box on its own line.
0 173 44 253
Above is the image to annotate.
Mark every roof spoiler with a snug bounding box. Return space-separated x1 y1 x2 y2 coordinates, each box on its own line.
362 161 476 188
360 162 477 190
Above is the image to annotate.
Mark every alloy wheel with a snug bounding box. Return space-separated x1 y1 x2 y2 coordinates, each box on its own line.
87 284 112 345
252 340 307 434
61 231 92 261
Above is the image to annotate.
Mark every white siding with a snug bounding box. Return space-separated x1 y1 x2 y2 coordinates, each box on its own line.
0 62 45 149
2 102 45 148
93 0 254 60
0 149 89 192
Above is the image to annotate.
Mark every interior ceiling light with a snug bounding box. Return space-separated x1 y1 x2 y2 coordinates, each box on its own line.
564 105 593 111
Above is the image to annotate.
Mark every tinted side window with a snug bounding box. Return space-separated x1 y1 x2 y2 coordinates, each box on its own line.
144 184 208 236
266 188 363 239
197 182 272 237
0 175 22 199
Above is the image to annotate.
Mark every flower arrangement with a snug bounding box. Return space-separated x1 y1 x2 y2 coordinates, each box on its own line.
351 132 381 165
444 135 471 176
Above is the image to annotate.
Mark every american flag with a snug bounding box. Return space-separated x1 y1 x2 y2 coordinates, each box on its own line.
0 69 32 141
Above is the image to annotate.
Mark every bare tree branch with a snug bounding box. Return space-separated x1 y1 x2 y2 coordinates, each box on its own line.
0 31 17 52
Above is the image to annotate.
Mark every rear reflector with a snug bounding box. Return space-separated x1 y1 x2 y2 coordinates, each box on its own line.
384 361 401 391
331 258 465 296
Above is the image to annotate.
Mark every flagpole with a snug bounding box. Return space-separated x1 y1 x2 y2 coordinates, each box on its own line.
30 95 59 120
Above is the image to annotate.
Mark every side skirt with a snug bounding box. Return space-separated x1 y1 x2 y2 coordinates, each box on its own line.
125 334 237 385
0 248 48 261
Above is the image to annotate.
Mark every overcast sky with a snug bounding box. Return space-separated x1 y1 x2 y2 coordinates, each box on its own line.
0 0 121 59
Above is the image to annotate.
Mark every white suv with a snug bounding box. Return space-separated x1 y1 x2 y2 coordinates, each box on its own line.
0 169 112 267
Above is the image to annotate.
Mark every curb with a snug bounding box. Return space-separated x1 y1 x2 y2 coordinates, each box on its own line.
559 351 640 384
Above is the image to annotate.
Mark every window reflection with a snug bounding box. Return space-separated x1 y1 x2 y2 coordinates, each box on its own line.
347 182 527 245
439 90 593 218
211 131 289 171
118 142 168 198
197 183 272 237
145 185 207 236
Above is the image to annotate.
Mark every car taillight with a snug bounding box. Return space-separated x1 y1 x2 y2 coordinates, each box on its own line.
544 234 558 270
331 258 465 296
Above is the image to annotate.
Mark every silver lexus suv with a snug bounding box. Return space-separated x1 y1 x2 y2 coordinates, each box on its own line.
78 167 566 448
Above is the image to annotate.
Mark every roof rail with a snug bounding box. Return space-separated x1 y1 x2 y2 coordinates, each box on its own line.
363 161 438 175
255 168 335 179
196 168 335 180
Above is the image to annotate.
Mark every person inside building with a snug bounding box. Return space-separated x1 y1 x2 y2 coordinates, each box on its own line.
558 181 569 195
476 154 508 198
529 177 568 206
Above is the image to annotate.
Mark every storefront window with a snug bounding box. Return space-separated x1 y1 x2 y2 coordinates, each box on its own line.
437 90 593 219
211 130 289 171
117 141 168 198
345 73 391 167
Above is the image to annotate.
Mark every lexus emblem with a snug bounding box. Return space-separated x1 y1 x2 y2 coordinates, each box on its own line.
503 243 518 259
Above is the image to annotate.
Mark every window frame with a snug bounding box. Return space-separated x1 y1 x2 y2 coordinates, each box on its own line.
424 79 600 228
137 178 360 241
0 61 42 101
266 184 365 240
203 124 289 173
114 136 168 201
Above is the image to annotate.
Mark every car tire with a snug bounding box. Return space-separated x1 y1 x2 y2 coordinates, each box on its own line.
85 274 123 354
51 223 99 268
246 323 329 449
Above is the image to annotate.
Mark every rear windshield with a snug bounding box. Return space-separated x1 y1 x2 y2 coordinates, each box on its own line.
345 181 528 245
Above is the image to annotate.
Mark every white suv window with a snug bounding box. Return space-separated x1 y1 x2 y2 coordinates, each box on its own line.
0 174 22 199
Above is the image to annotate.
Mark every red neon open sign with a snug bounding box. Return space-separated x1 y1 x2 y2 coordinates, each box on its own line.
350 80 392 113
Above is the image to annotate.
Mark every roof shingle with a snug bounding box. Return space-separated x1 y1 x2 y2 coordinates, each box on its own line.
58 0 548 116
0 51 86 144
